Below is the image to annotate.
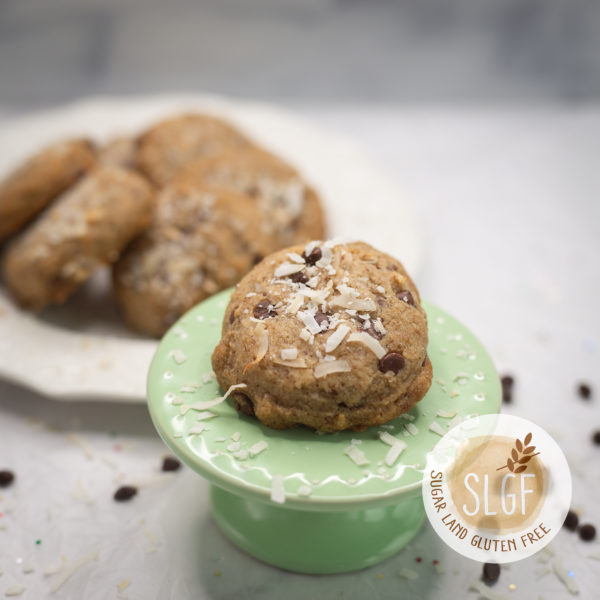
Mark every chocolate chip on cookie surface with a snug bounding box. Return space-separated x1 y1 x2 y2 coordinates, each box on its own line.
212 241 432 432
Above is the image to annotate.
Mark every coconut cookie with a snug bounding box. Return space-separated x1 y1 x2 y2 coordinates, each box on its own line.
113 180 274 337
1 166 154 310
99 136 139 170
178 147 326 247
211 241 432 432
0 138 96 242
136 114 253 186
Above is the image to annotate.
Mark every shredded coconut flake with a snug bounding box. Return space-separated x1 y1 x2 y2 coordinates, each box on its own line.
243 323 269 373
429 421 446 436
314 359 351 378
287 252 305 264
249 440 268 457
231 431 241 442
385 440 407 466
297 485 312 497
397 567 418 580
194 411 216 421
325 324 350 353
344 445 369 466
553 559 579 595
272 357 308 368
233 449 248 460
299 328 311 342
347 331 386 359
189 423 209 435
315 246 333 268
405 423 419 435
274 262 305 277
281 348 298 360
227 441 241 452
49 549 99 593
379 431 399 446
169 349 187 365
468 580 509 600
286 293 305 314
5 585 26 597
180 383 247 414
436 409 457 418
298 310 322 335
270 474 285 504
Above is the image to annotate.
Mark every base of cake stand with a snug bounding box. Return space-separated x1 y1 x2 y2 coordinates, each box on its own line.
210 485 426 574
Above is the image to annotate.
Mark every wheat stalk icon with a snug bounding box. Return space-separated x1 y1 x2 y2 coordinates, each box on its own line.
496 432 540 473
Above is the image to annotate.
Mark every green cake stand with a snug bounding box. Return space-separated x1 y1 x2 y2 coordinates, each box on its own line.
147 289 501 574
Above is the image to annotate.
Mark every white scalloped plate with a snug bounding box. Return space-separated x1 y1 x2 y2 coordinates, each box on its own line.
0 94 424 402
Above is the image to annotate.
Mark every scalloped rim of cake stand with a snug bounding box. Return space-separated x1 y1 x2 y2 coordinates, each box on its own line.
147 289 501 511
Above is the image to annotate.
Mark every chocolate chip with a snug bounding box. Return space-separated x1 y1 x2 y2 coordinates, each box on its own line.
161 457 181 472
396 290 415 306
290 271 308 284
303 247 322 266
0 470 15 488
234 393 255 417
363 322 383 340
579 524 596 541
501 375 514 404
314 311 330 331
564 510 579 531
378 352 405 374
229 310 236 324
114 485 137 502
578 383 592 399
593 430 600 445
253 299 276 320
482 562 500 583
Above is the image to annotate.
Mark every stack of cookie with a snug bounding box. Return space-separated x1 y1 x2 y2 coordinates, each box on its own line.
0 114 327 336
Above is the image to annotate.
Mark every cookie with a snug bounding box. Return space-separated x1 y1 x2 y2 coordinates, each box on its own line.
136 114 252 186
211 241 432 432
113 180 274 337
99 136 138 170
1 166 154 310
178 147 326 247
0 138 96 242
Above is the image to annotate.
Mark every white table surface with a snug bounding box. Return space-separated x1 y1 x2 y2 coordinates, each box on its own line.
1 106 599 599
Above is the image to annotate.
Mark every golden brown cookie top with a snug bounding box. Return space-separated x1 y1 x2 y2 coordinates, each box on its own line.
136 113 252 186
179 147 315 239
212 241 431 431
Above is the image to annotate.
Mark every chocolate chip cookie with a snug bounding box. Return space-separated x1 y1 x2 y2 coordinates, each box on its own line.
178 147 326 247
113 180 275 337
211 241 432 432
1 166 154 310
136 114 253 186
0 138 96 242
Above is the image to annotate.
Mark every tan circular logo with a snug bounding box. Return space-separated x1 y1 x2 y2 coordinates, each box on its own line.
423 415 571 562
